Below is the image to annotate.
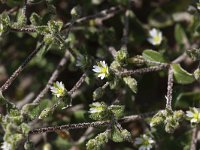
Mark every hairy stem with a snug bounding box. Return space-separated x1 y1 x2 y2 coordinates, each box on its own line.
33 51 70 104
119 64 169 76
0 43 44 93
68 72 88 95
29 111 155 135
166 66 174 110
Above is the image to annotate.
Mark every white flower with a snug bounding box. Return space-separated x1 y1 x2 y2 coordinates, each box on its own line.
0 23 3 36
50 81 66 98
1 141 12 150
92 61 109 80
186 107 200 123
148 28 163 46
197 2 200 10
134 134 154 150
89 102 104 114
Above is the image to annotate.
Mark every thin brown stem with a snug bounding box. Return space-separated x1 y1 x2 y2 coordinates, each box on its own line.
166 66 173 110
0 43 44 93
172 53 187 64
29 111 155 135
62 6 124 30
33 51 70 104
190 128 198 150
121 7 129 49
23 0 28 24
68 72 88 95
10 27 36 33
9 6 123 34
119 64 169 77
107 46 117 57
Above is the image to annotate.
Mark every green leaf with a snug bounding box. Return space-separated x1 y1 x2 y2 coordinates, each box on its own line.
21 100 50 120
115 49 128 65
174 24 187 46
43 33 54 45
194 68 200 80
89 102 110 121
172 64 195 85
86 131 109 150
175 92 200 108
30 12 42 26
109 105 125 119
109 76 120 89
187 48 200 61
20 123 30 135
38 107 52 119
16 9 27 27
48 20 63 33
123 76 137 93
0 92 16 113
35 26 49 35
142 49 167 63
0 13 10 26
93 87 104 100
110 126 124 142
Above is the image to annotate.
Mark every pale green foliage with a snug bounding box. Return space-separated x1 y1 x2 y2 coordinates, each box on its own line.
172 64 195 85
86 126 132 150
76 54 91 69
21 100 50 120
115 49 128 65
142 49 167 63
93 87 104 100
194 68 200 80
123 76 137 93
109 105 125 119
70 5 82 19
110 126 131 142
127 55 145 66
30 13 42 26
1 106 30 150
187 48 200 61
14 9 27 27
0 13 10 36
89 102 110 120
150 110 185 133
86 131 109 150
1 0 200 149
89 102 124 120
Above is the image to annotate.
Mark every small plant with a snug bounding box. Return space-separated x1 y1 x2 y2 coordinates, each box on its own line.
0 0 200 150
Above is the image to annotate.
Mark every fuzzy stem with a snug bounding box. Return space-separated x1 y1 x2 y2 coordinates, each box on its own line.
166 66 174 110
33 51 70 104
190 128 198 150
29 111 156 135
68 72 88 95
0 43 44 93
62 6 124 30
119 64 169 77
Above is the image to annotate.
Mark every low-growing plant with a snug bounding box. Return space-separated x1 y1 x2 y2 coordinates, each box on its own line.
0 0 200 150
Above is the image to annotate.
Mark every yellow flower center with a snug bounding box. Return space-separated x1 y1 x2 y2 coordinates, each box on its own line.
100 67 108 76
153 36 160 43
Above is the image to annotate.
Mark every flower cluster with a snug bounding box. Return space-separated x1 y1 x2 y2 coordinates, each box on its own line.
92 61 109 80
134 134 155 150
148 28 163 46
186 107 200 124
50 81 66 98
